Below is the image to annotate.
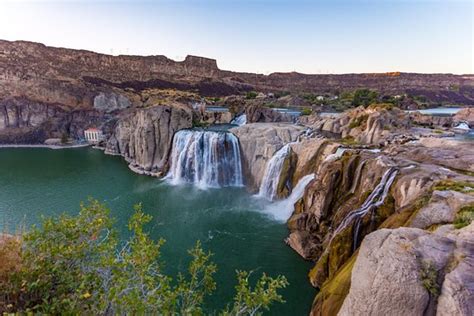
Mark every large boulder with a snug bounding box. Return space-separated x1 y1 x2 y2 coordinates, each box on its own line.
105 104 193 176
338 224 474 316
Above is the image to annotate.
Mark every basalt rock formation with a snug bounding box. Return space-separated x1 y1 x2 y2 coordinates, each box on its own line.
105 104 193 176
230 123 304 191
278 111 474 315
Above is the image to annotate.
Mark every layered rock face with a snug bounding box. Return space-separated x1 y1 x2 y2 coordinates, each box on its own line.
306 105 413 145
0 97 110 143
105 104 193 175
2 40 474 107
230 123 304 191
282 131 474 315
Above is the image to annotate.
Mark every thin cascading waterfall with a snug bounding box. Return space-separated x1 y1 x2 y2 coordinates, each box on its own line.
263 174 315 221
167 130 243 188
231 114 247 126
331 167 398 251
258 144 292 201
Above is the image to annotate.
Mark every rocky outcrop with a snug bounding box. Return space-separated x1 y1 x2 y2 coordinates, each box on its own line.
454 108 474 126
93 92 131 113
0 97 111 143
339 224 474 316
245 105 293 123
280 119 474 315
105 104 193 175
308 105 412 145
230 123 304 191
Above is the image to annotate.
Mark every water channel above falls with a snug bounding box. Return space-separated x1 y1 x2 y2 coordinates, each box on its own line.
0 147 315 315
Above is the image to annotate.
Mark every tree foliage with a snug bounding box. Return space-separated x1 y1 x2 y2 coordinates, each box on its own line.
352 89 378 107
0 200 288 315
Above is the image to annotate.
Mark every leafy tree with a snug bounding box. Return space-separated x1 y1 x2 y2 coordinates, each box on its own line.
352 89 378 107
0 200 288 315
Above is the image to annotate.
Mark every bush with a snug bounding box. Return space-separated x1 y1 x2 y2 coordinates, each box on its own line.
420 260 440 297
453 204 474 229
300 107 312 116
245 91 258 99
0 200 288 314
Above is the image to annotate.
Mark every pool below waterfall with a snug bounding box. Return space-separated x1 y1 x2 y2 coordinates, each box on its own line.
0 147 315 315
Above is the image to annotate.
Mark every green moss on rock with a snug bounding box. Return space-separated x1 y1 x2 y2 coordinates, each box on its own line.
311 252 358 316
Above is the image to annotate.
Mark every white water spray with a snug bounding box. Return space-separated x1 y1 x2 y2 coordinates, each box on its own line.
263 174 315 221
231 114 247 126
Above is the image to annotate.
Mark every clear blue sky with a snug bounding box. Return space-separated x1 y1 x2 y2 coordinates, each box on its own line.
0 0 472 74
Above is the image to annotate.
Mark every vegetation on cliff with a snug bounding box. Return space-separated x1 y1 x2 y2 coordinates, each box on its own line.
0 200 287 315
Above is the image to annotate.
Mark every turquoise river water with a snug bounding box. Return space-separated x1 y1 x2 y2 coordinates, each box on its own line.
0 147 315 315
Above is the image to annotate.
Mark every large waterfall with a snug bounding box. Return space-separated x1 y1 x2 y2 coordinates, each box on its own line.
258 144 292 200
331 167 398 250
167 130 243 188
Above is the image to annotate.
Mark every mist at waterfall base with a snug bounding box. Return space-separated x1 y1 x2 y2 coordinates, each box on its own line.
261 174 315 222
0 147 315 315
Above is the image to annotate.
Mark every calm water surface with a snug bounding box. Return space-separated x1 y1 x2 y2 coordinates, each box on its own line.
0 147 315 315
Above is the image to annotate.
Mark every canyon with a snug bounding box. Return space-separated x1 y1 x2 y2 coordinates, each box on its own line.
1 40 473 315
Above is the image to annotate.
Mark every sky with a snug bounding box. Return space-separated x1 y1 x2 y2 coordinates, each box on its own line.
0 0 472 74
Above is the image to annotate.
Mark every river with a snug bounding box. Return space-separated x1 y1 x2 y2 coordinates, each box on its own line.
0 147 315 315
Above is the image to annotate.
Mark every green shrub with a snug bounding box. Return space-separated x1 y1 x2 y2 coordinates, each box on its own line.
0 200 288 314
245 91 258 99
300 107 312 116
453 204 474 229
420 260 440 297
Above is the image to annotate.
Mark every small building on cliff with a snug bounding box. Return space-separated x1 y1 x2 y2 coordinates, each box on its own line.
84 128 104 143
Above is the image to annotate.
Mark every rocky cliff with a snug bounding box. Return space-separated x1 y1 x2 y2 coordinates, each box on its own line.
275 108 474 315
105 104 193 176
1 40 474 110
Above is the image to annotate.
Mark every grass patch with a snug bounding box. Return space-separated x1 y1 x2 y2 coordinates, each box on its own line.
348 114 369 129
433 180 474 194
453 204 474 229
339 136 359 146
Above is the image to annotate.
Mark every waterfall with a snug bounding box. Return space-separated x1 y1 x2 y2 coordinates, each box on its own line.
263 174 315 221
231 114 247 126
258 144 292 201
331 167 398 251
167 130 243 188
